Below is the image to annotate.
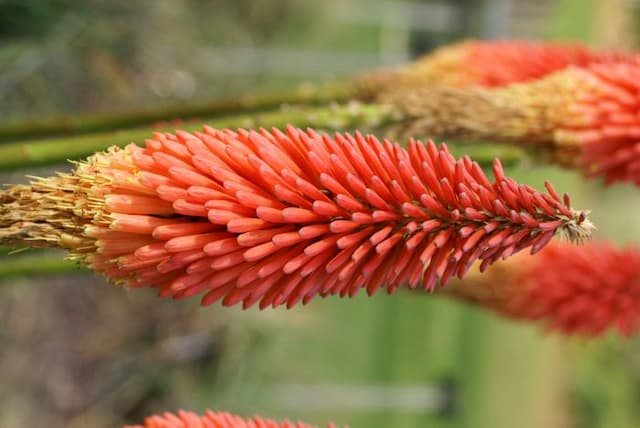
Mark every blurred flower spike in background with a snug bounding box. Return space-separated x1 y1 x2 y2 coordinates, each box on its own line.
444 241 640 336
124 408 341 428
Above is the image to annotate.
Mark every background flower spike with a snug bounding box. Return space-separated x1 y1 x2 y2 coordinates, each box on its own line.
442 241 640 337
385 58 640 187
123 408 341 428
357 39 630 96
0 126 593 309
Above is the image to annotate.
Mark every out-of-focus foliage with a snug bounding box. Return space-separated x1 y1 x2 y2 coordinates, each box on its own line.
0 0 72 39
571 337 640 428
0 0 312 119
0 272 277 428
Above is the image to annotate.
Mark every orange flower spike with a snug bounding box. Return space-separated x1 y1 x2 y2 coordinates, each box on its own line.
357 39 628 95
124 409 341 428
556 61 640 185
444 241 640 336
388 58 640 186
410 40 626 87
0 126 593 309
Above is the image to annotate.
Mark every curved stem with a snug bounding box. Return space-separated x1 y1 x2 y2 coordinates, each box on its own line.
0 103 527 172
0 81 356 142
0 103 391 170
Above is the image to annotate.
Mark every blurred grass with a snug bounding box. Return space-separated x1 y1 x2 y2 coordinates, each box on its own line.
548 0 596 41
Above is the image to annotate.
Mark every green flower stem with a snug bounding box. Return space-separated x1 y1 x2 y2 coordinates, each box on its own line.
0 253 88 280
0 103 526 172
0 103 391 170
0 81 357 142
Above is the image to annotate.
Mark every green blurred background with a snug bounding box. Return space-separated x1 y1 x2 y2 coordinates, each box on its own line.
1 0 640 427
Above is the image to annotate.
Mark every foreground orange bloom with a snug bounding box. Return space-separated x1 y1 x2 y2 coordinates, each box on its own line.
444 241 640 336
124 409 339 428
389 59 640 185
358 39 628 95
0 126 592 309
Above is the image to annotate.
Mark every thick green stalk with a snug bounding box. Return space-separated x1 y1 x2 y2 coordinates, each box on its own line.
0 81 356 142
0 103 389 170
0 253 87 279
0 103 526 171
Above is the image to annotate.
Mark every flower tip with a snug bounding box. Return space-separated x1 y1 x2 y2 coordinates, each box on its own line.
561 209 595 245
492 158 505 182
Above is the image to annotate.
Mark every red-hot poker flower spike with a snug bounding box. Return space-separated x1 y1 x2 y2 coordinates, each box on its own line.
387 58 640 186
556 61 640 185
444 241 640 336
357 39 629 95
0 127 592 309
124 409 340 428
418 40 628 87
